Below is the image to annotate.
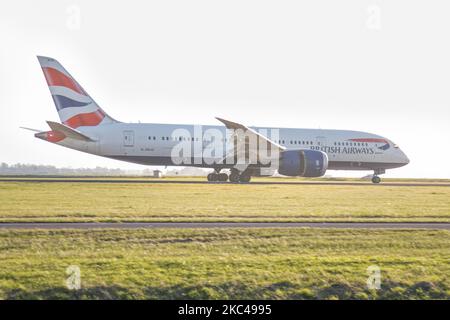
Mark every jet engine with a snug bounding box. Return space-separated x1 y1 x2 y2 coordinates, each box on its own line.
278 149 328 177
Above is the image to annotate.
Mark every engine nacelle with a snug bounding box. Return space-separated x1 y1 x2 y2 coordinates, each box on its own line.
278 149 328 177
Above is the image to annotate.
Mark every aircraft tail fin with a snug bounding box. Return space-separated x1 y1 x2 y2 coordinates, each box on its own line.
37 56 118 129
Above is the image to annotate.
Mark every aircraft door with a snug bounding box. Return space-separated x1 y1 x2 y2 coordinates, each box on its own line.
123 130 134 147
122 130 135 155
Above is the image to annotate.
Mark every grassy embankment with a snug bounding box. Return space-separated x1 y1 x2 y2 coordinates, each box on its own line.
0 228 449 299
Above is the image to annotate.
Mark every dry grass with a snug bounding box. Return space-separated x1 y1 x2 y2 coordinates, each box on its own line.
0 179 449 222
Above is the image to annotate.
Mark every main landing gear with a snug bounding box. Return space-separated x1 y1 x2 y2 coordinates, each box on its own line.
207 172 228 182
207 169 252 183
371 169 385 184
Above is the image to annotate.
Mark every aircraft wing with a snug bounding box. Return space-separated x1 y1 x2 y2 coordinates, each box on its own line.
215 117 285 152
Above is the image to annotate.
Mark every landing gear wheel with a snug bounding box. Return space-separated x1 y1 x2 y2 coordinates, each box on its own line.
239 173 251 183
229 172 240 183
372 175 381 184
218 173 228 182
207 173 218 182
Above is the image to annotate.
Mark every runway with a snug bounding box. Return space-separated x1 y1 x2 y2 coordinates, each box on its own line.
0 178 449 187
0 222 449 230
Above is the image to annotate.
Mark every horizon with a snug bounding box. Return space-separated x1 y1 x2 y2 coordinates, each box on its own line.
1 162 446 180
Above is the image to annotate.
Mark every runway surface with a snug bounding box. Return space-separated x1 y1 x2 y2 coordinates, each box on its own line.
0 178 449 187
0 222 449 230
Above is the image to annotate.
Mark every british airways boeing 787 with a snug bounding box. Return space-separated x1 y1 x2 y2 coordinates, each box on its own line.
28 56 409 183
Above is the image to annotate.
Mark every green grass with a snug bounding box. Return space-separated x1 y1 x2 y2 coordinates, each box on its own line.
0 228 448 299
0 180 449 222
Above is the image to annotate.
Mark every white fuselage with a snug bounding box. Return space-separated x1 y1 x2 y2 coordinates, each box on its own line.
54 122 410 173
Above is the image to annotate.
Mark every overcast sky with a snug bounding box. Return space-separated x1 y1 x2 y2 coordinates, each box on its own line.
1 0 449 178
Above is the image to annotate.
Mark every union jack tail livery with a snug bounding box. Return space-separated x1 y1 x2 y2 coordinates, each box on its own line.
37 56 117 129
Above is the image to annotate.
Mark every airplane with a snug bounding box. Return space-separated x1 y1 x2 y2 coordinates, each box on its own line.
26 56 409 184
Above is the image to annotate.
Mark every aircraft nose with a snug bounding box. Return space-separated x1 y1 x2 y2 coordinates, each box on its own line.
399 149 410 165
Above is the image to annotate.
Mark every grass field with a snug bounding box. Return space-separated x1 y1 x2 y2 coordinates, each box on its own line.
0 178 449 222
1 178 448 300
0 228 448 300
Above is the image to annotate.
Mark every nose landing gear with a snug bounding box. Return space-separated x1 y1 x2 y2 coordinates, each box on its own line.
371 175 381 184
371 169 385 184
